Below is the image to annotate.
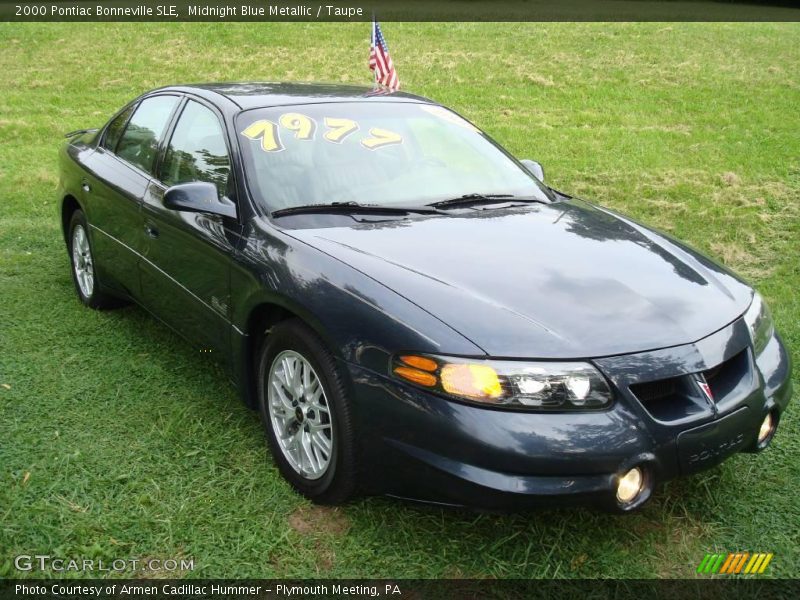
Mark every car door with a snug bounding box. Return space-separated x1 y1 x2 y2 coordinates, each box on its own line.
82 95 180 298
139 98 241 358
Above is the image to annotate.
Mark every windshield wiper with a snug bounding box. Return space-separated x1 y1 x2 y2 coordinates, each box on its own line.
271 201 443 218
428 193 544 209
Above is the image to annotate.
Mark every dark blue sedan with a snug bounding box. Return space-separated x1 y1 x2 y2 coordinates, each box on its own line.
57 83 792 511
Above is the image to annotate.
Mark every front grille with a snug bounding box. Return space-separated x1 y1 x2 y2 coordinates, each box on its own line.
704 349 749 401
630 349 751 423
630 377 681 408
630 376 704 422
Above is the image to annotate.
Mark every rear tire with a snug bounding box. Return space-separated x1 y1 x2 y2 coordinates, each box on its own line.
257 320 357 504
67 210 122 310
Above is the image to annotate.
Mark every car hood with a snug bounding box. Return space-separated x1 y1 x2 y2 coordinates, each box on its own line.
284 200 753 358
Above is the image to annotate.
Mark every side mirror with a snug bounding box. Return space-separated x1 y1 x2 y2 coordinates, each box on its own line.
520 159 545 182
163 182 237 219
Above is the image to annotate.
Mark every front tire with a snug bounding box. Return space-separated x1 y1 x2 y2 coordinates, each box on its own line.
67 210 120 309
257 320 357 504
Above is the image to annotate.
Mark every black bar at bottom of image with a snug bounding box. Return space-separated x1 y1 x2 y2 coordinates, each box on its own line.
1 579 799 600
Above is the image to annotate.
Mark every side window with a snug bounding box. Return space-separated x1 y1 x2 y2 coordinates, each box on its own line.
159 101 232 198
102 104 136 152
116 96 179 174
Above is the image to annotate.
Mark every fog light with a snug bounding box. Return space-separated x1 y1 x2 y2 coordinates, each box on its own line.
758 413 776 445
616 467 644 504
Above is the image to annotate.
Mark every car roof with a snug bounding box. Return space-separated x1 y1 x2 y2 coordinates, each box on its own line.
153 82 436 111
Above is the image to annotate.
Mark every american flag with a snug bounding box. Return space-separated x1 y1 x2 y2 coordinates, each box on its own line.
369 19 399 91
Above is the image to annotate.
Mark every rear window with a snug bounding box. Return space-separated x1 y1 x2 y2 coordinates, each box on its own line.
102 104 136 152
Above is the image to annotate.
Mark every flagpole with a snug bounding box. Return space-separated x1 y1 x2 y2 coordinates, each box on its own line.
371 13 379 89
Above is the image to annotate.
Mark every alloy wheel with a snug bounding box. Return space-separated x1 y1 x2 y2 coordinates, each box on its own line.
72 224 94 298
267 350 334 480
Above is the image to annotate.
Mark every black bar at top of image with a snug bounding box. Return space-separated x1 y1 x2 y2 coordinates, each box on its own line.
2 579 800 600
1 0 800 22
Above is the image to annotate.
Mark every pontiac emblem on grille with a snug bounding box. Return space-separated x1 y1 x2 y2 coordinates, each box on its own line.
696 374 714 402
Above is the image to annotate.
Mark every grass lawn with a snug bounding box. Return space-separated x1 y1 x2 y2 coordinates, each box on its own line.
1 22 798 579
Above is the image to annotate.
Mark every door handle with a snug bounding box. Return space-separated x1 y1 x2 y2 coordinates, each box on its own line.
144 223 159 239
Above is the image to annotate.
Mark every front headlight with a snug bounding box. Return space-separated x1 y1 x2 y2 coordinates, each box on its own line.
390 354 613 410
744 292 774 356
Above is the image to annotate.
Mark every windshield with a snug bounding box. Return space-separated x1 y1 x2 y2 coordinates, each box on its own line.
236 102 550 212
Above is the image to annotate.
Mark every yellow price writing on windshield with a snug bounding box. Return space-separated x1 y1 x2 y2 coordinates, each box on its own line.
241 119 283 152
242 114 402 152
279 112 316 140
323 117 359 143
361 128 403 150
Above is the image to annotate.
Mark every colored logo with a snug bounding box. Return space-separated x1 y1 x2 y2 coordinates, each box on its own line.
695 374 714 403
697 552 773 575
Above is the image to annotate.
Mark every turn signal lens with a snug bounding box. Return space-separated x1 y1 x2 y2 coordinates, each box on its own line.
440 364 503 401
399 355 438 372
393 366 437 387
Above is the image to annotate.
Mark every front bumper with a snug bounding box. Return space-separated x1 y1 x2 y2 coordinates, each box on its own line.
347 317 792 510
